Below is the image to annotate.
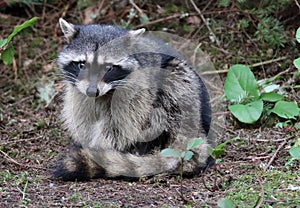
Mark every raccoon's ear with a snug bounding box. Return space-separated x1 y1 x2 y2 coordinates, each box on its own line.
128 28 146 37
59 18 76 42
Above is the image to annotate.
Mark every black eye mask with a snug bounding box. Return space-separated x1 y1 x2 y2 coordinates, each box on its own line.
102 65 132 83
62 61 82 83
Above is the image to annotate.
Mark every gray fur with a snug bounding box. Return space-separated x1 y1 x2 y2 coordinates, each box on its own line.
54 18 214 180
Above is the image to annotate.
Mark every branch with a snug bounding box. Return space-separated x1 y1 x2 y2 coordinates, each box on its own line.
189 0 220 46
263 139 287 171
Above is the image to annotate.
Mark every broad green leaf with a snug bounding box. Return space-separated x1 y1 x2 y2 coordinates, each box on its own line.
1 42 14 65
293 57 300 69
187 138 204 150
217 198 235 208
260 92 283 102
160 148 181 158
271 101 300 119
289 146 300 159
7 17 38 43
183 151 194 161
224 64 259 102
296 27 300 43
229 99 263 124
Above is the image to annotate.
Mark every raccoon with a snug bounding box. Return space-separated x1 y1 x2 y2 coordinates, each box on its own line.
53 18 214 181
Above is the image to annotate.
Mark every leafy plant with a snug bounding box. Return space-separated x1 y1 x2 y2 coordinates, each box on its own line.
218 0 291 47
160 138 204 202
161 138 203 162
0 17 37 65
224 64 300 124
254 16 286 48
209 137 239 164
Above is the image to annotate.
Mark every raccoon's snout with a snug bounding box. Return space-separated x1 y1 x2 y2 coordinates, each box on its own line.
86 86 100 97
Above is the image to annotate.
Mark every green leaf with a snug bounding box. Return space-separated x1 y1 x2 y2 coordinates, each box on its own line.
217 198 235 208
209 137 239 159
7 17 38 43
294 138 300 147
187 138 204 150
229 99 263 124
160 148 181 158
260 92 283 102
215 159 222 164
296 27 300 43
0 38 8 48
224 64 259 102
289 146 300 159
293 57 300 69
210 148 226 158
271 101 300 119
183 151 194 161
1 42 14 65
139 13 149 24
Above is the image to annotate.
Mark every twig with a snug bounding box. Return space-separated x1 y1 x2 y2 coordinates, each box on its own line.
13 57 17 80
129 0 144 15
191 42 202 67
202 69 228 75
178 158 191 204
250 56 288 68
254 175 265 208
0 149 26 167
263 139 287 171
189 0 220 46
0 137 41 146
133 13 184 28
201 56 288 75
0 149 46 170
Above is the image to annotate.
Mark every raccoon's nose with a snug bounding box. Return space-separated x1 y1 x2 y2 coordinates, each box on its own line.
86 86 99 97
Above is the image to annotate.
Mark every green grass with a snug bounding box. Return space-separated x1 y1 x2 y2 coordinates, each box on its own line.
226 169 300 207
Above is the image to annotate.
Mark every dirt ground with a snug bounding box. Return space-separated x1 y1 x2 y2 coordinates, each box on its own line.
0 1 300 207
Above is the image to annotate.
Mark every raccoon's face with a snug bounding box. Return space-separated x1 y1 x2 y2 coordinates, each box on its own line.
57 18 145 97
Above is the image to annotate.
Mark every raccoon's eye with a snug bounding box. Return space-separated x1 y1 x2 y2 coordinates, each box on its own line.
106 65 121 72
77 62 85 70
106 65 112 72
103 64 131 83
112 65 122 70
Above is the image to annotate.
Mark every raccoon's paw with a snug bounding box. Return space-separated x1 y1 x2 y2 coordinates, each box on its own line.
51 143 106 181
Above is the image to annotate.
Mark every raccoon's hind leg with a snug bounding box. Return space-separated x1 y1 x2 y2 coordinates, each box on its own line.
52 143 106 181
